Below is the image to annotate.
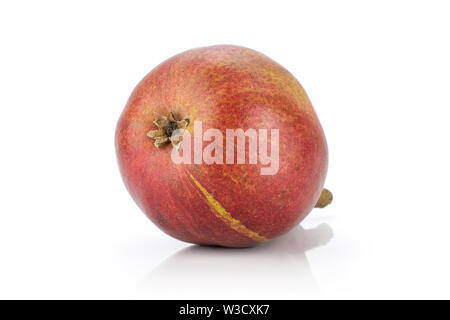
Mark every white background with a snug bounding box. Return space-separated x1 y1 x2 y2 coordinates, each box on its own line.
1 1 449 299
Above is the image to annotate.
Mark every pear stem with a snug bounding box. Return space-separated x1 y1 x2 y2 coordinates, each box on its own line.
315 188 333 208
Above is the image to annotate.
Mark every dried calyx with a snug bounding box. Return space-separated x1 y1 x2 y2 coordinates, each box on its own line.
147 112 190 148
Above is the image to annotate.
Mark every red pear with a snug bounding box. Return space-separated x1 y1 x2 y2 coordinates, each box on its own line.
116 45 331 247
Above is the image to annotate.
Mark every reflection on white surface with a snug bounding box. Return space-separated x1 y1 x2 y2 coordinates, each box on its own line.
140 224 333 299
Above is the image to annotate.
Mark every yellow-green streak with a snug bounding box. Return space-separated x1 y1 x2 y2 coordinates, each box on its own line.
188 173 268 243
